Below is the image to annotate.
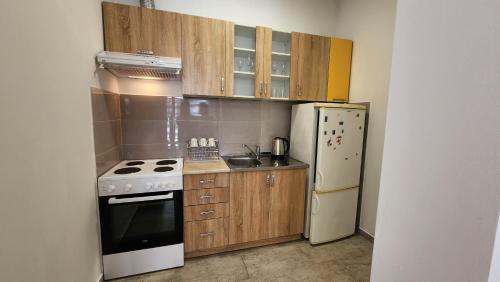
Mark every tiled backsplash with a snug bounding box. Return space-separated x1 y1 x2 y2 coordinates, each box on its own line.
91 88 122 176
120 95 292 159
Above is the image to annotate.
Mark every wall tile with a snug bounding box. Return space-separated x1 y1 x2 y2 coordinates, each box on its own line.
219 99 262 122
119 96 292 159
177 98 219 121
122 120 169 145
122 143 184 160
177 120 219 144
93 120 121 155
121 95 168 120
219 121 261 145
91 92 120 122
96 146 121 176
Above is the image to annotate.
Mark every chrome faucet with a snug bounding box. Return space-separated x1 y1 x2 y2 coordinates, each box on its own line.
243 144 261 160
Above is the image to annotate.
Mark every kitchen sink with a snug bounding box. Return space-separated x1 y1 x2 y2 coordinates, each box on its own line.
224 156 262 167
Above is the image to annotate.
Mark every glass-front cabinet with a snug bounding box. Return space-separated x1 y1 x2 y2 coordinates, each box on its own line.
232 25 291 100
270 31 291 99
233 25 256 97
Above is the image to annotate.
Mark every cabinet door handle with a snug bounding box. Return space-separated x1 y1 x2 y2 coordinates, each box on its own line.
264 82 268 96
270 174 275 187
298 85 303 96
199 232 214 237
266 175 271 187
137 50 154 55
199 195 214 199
259 82 263 95
221 77 225 93
200 210 215 215
199 179 215 184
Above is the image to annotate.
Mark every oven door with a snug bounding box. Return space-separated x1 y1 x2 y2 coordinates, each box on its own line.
99 190 183 255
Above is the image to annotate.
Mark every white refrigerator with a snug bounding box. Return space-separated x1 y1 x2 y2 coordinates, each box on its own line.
290 103 366 244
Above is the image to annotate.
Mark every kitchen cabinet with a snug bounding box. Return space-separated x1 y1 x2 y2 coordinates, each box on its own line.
182 14 233 96
327 38 353 102
183 171 230 254
102 2 181 57
184 218 228 253
229 169 306 245
232 26 291 100
290 32 331 101
228 171 270 244
268 169 306 238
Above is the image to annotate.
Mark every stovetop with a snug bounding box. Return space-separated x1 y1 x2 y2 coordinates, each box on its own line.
98 158 184 196
99 158 183 181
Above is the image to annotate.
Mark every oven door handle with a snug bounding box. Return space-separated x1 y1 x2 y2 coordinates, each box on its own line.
108 193 173 204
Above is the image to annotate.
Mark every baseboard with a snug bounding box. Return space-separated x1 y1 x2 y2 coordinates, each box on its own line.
358 228 374 242
96 273 103 282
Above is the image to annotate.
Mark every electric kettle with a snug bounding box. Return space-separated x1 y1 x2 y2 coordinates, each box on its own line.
271 137 289 158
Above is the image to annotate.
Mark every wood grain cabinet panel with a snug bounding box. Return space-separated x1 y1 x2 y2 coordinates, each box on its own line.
183 173 229 190
290 32 330 101
102 2 181 57
140 8 181 57
184 218 228 252
229 171 271 244
184 187 229 206
184 203 229 222
182 14 232 96
102 2 141 54
268 169 306 238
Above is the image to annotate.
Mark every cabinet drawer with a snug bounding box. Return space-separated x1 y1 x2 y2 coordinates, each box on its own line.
184 218 227 252
184 188 228 206
184 203 229 222
183 173 229 190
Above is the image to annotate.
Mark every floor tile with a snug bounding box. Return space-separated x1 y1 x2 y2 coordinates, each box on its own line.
112 235 372 282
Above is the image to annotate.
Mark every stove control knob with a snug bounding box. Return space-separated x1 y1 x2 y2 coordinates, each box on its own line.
124 184 132 192
145 182 153 190
107 185 116 193
153 182 160 189
166 183 173 189
161 182 168 189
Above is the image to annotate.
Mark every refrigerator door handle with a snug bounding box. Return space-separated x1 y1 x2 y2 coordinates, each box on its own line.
312 193 320 215
316 170 324 188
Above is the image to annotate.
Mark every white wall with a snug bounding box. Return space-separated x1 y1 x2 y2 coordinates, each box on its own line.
333 0 397 236
371 0 500 281
0 1 107 281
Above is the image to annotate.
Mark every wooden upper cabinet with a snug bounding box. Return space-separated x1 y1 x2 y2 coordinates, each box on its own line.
268 169 306 238
102 2 181 57
290 32 330 101
255 27 273 99
327 38 353 102
140 8 181 57
182 14 232 96
228 171 270 244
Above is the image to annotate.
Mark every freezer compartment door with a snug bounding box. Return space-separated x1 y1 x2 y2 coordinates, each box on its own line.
309 187 358 245
315 108 365 192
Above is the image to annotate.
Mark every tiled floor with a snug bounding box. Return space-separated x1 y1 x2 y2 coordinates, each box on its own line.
115 235 373 282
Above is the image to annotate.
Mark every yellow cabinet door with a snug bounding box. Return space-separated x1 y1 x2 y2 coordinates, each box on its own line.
327 38 353 102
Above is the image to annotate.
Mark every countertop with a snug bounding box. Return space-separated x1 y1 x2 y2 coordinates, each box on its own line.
222 155 309 172
183 159 231 175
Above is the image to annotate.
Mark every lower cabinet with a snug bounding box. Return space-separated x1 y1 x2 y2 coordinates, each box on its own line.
184 168 306 256
229 169 306 245
184 218 228 253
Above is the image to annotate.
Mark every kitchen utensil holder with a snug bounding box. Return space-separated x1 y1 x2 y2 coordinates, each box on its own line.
187 142 220 161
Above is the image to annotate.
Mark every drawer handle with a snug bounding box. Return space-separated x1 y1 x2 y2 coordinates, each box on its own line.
199 232 214 237
200 210 215 215
199 179 215 184
199 195 214 199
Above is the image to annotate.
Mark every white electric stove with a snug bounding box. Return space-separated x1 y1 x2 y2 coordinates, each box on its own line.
97 158 184 280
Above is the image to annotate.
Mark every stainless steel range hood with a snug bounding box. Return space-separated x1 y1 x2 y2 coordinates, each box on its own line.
96 51 182 80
